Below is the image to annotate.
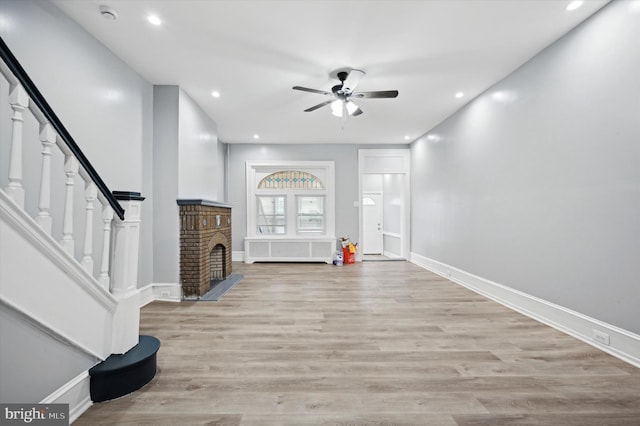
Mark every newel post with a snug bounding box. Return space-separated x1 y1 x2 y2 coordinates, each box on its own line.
109 191 145 354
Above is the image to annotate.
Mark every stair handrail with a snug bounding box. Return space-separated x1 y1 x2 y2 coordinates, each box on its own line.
0 35 125 220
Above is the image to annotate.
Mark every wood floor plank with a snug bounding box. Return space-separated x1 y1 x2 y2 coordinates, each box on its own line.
453 413 640 426
239 414 458 426
76 261 640 425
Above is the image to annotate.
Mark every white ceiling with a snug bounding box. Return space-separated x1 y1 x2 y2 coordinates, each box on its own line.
53 0 609 145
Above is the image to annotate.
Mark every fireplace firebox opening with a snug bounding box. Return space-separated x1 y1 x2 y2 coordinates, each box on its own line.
210 244 226 281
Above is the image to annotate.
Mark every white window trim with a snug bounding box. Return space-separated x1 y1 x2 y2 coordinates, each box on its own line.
246 161 335 239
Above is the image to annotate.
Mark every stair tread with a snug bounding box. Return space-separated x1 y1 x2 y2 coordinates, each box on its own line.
90 335 160 375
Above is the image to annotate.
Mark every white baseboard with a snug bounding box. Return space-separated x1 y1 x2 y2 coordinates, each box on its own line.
41 371 92 424
232 251 245 262
139 284 154 307
410 252 640 368
139 283 181 307
383 250 403 259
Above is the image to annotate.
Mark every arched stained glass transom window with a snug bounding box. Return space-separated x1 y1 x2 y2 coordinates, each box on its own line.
258 171 324 190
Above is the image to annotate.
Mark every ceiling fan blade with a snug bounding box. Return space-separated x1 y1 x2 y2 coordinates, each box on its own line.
352 90 399 99
342 69 365 94
293 86 333 96
304 100 333 112
352 107 363 116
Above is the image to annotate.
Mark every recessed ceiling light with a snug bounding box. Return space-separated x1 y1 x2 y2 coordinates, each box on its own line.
404 135 411 141
455 92 464 98
211 91 220 98
147 15 162 25
566 1 583 11
253 134 260 139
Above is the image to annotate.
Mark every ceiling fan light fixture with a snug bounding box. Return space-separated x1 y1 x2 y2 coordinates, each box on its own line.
331 100 343 117
331 100 358 117
345 101 358 115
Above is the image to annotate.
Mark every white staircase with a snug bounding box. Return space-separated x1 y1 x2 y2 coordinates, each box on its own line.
0 36 148 421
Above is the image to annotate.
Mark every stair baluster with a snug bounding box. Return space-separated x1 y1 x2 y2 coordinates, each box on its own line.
36 123 55 234
60 154 78 256
5 84 28 208
81 181 97 274
99 204 114 290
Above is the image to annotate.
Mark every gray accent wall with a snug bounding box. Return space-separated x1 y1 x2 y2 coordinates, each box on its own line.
178 88 220 200
0 0 151 190
0 0 227 405
152 86 180 284
228 144 406 252
410 0 640 334
0 0 155 286
219 141 228 203
152 87 222 283
0 302 96 403
0 0 156 403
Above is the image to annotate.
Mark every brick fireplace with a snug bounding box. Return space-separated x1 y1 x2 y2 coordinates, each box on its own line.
177 200 232 298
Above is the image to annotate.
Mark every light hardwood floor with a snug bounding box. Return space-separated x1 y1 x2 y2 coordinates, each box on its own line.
76 261 640 425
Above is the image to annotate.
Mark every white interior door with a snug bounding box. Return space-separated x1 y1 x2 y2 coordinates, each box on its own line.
363 193 383 254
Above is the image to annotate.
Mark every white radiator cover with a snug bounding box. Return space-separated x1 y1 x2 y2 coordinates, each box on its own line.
244 237 336 264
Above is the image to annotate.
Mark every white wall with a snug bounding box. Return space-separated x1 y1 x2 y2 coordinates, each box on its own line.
410 0 640 334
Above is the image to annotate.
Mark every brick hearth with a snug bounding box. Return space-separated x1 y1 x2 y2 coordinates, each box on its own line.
178 200 232 298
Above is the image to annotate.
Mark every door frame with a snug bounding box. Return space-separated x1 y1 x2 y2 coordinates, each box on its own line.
358 149 411 261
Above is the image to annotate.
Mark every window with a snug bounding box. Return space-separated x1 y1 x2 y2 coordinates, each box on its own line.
256 196 286 234
246 161 335 238
297 196 324 233
258 170 324 190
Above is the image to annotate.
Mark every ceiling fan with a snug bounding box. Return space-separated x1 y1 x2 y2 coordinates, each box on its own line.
293 69 398 118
